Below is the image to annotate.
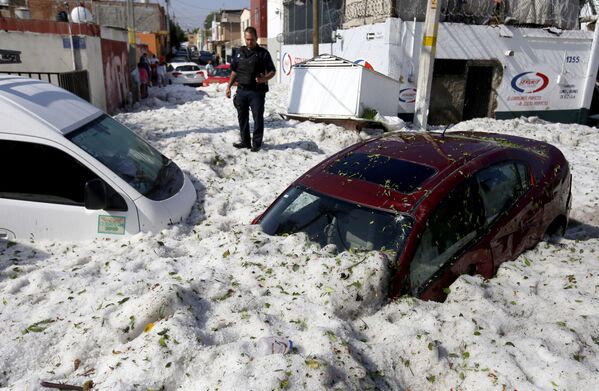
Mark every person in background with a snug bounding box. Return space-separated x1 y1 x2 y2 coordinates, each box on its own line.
226 26 276 152
150 54 159 86
140 53 151 80
206 60 214 76
157 60 167 88
138 62 149 98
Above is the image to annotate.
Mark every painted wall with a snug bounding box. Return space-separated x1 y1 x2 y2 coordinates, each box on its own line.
280 19 396 83
76 35 108 112
136 32 166 57
282 18 596 122
0 27 107 111
101 38 130 114
266 0 284 82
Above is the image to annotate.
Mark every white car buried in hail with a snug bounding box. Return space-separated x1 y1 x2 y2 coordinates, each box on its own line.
167 62 205 87
0 75 197 241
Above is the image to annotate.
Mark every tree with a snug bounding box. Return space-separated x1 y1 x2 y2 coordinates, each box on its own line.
169 17 186 48
204 11 219 31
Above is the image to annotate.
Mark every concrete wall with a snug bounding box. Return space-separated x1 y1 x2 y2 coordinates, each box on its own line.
281 17 595 123
280 19 397 84
92 1 164 33
100 26 130 114
344 0 394 28
0 26 107 111
0 0 28 18
250 0 267 39
28 0 83 21
430 75 467 125
137 32 166 57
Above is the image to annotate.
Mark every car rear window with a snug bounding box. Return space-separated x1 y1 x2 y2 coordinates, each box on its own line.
212 68 231 77
327 153 436 193
176 65 199 72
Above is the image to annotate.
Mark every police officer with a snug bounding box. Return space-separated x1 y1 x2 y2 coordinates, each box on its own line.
226 26 276 152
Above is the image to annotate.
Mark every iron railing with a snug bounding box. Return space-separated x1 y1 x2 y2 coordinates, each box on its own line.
0 70 90 102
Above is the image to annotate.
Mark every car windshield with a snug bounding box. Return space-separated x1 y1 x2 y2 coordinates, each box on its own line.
260 186 413 257
67 114 183 201
213 68 231 77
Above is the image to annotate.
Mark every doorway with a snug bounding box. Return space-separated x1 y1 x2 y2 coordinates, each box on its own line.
429 59 501 125
463 65 494 121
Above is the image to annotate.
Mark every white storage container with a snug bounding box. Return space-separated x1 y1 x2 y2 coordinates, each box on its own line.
287 55 400 118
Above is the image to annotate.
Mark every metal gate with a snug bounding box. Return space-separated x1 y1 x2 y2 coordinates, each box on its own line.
0 70 90 102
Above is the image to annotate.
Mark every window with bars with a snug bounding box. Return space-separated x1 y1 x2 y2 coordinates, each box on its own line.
284 0 343 45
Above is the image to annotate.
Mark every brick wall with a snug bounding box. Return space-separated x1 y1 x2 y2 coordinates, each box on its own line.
25 0 165 33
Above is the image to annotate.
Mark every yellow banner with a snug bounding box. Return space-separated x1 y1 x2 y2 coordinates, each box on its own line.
128 28 136 45
423 35 437 47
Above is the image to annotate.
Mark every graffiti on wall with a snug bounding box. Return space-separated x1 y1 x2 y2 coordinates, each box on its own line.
101 39 129 114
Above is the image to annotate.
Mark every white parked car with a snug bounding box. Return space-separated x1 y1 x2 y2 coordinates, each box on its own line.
0 75 197 241
166 62 205 86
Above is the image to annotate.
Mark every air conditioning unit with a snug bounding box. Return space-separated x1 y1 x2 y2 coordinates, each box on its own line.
0 0 10 7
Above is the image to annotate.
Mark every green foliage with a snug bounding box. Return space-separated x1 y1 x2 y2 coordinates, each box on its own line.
204 11 219 30
361 108 378 120
22 319 54 334
169 18 186 49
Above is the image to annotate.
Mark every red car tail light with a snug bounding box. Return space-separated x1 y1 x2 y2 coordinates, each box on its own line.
172 72 182 77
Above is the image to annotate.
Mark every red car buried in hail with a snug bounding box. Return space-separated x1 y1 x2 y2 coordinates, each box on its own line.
255 131 572 302
203 64 233 86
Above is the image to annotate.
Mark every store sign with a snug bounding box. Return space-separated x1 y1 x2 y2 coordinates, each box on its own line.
0 49 21 64
399 88 417 103
282 52 293 76
511 71 549 94
354 59 374 71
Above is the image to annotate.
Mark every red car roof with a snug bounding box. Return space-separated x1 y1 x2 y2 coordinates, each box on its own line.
297 131 552 215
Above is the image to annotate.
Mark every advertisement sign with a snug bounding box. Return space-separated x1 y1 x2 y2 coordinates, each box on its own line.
353 59 374 71
507 70 551 109
281 52 293 76
510 71 549 94
399 87 417 103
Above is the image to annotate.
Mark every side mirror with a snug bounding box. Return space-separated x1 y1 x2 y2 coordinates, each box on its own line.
85 178 108 210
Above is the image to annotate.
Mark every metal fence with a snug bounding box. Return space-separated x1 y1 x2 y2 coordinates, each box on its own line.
0 70 90 102
283 0 594 43
283 0 344 45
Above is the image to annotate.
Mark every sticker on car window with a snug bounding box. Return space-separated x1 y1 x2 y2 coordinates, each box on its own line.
98 215 126 235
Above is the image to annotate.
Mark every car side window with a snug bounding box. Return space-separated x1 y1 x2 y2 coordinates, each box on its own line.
410 177 485 292
476 162 529 225
167 65 174 72
0 140 127 211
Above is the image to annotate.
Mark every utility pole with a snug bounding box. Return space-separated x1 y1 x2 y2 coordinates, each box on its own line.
165 0 171 53
581 16 599 123
312 0 319 58
126 0 138 101
66 6 77 70
413 0 441 130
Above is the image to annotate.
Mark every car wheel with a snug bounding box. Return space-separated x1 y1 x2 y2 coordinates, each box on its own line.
543 215 567 244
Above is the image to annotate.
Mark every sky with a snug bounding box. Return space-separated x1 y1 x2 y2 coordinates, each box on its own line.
160 0 250 31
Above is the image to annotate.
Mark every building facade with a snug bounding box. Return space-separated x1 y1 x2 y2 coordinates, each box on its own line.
250 0 267 45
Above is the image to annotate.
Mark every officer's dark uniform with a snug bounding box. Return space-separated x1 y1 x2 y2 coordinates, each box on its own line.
231 45 276 150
